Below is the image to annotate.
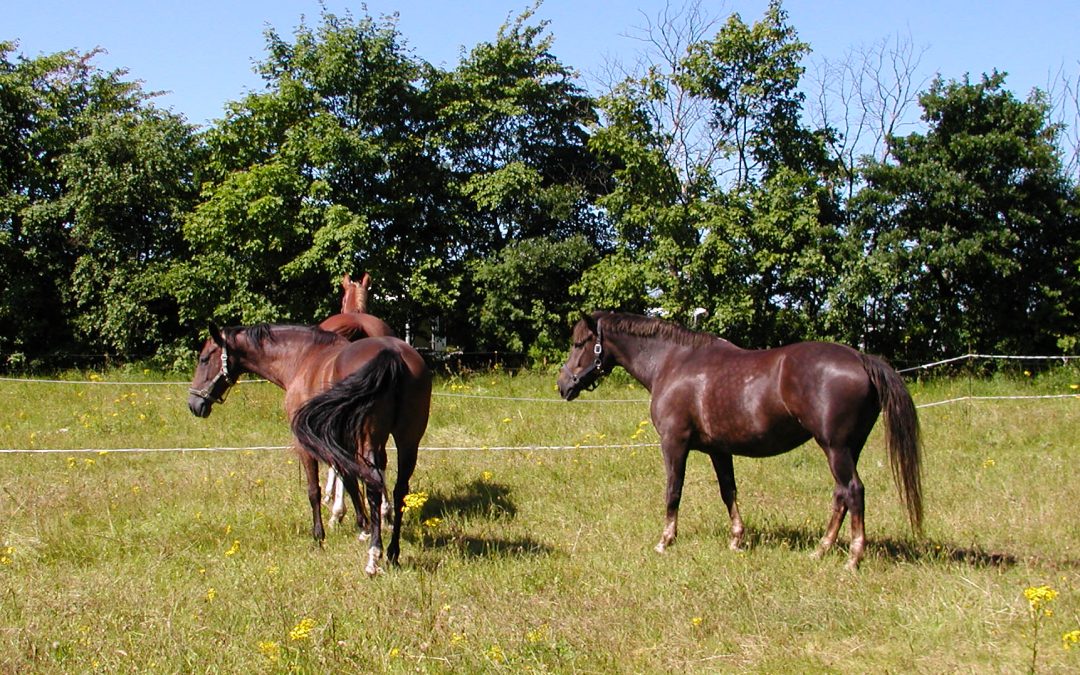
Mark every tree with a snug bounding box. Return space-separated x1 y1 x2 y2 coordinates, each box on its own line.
64 109 200 357
579 1 839 349
0 42 193 365
471 234 599 360
172 10 439 333
679 0 823 188
848 72 1080 358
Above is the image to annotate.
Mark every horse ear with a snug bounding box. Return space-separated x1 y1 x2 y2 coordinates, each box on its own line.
209 324 224 347
582 311 598 333
341 273 352 288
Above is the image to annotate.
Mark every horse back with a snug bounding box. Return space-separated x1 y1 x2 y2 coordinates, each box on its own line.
654 341 873 456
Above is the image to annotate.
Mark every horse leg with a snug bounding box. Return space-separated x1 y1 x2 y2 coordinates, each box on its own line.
708 452 745 551
325 466 348 528
299 451 325 544
387 442 419 565
363 473 384 576
655 436 690 553
336 472 369 540
814 448 866 570
322 466 336 505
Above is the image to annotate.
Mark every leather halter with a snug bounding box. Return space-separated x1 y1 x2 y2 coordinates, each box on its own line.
188 343 235 404
561 319 607 393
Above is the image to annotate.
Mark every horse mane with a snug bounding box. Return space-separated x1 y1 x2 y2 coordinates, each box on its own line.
229 323 342 347
593 311 722 349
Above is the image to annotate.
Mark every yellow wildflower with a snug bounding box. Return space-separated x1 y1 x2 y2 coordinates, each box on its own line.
691 616 704 628
1024 585 1058 614
526 625 548 644
1063 629 1080 650
224 540 240 557
257 640 281 662
422 517 442 529
289 617 316 641
206 587 216 602
485 644 505 663
403 491 428 514
481 471 493 482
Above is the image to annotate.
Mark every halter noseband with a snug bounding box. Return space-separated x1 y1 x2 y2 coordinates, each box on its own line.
561 320 607 392
189 343 235 404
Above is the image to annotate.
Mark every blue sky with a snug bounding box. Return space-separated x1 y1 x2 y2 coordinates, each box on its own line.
4 0 1078 127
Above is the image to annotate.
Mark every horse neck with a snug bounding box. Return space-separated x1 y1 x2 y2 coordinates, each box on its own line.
232 329 324 390
604 330 682 392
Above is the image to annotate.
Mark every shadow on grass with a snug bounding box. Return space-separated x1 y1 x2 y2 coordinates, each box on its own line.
740 524 1074 569
405 479 556 559
425 478 517 520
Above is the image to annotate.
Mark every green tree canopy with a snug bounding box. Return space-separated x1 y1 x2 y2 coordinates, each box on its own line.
846 72 1080 358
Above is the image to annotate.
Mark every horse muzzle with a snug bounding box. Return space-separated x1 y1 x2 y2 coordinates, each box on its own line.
187 393 213 418
558 362 603 401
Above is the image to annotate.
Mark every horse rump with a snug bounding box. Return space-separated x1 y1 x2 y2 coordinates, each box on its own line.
290 348 407 488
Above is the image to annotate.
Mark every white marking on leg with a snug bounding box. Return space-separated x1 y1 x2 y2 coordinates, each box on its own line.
365 546 383 577
328 475 346 526
655 517 678 554
322 467 337 506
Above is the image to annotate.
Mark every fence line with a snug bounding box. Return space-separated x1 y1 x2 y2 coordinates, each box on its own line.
1 351 1076 405
1 354 1074 456
0 395 1074 456
0 443 661 456
897 353 1075 373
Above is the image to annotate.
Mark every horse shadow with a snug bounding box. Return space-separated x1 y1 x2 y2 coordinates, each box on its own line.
741 524 1061 569
405 479 556 559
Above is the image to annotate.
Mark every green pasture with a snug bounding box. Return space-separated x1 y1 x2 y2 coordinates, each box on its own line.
1 365 1078 672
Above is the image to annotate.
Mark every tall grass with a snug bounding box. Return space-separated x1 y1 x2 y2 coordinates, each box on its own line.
0 365 1078 672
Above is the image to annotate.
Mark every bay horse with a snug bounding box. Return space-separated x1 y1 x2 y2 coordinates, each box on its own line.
557 311 922 570
316 273 397 520
187 323 431 575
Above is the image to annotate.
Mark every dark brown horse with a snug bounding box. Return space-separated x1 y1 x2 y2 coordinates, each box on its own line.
187 323 431 575
557 311 922 570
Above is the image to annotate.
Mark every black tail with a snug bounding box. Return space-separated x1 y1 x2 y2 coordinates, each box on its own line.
291 349 406 488
860 353 924 535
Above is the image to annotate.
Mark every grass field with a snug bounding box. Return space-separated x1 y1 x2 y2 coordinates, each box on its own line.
1 364 1078 673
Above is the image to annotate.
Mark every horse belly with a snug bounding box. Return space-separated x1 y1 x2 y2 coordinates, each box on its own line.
693 373 811 457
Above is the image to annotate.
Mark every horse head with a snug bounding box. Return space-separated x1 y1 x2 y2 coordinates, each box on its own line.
557 312 609 401
187 325 238 418
340 272 371 314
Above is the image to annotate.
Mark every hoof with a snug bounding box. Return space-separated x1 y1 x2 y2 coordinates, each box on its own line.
654 542 668 554
365 548 383 577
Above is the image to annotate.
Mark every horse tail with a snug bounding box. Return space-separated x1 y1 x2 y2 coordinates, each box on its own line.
860 353 924 535
290 348 407 489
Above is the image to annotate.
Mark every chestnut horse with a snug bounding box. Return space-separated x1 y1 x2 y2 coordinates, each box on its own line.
318 273 395 341
187 323 431 575
557 311 922 570
317 273 396 520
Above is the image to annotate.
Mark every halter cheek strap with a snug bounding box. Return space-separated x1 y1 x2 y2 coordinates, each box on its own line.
189 344 236 404
561 320 607 391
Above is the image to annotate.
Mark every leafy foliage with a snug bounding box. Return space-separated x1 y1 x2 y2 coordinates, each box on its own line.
2 4 1078 369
